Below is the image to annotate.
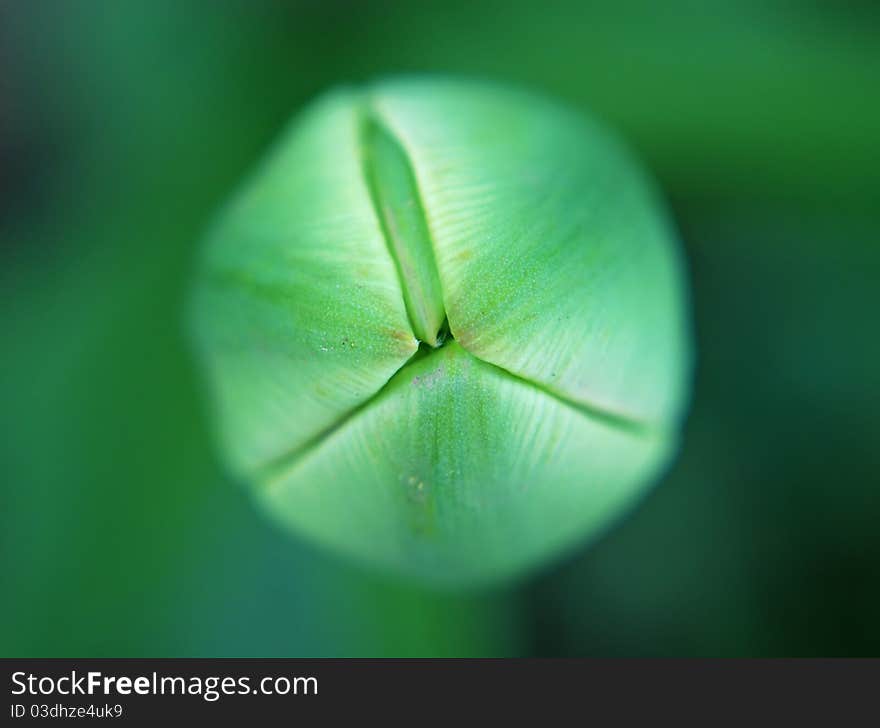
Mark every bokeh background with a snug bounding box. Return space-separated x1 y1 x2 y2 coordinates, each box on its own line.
2 0 878 656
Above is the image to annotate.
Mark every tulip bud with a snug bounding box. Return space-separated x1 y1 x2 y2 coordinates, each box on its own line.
191 77 692 587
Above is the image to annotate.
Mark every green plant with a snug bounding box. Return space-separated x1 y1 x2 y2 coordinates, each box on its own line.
190 77 692 587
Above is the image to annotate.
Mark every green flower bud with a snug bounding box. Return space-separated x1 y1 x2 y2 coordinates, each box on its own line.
190 77 692 588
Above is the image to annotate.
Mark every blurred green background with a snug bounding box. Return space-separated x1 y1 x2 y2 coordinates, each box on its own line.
2 0 878 656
